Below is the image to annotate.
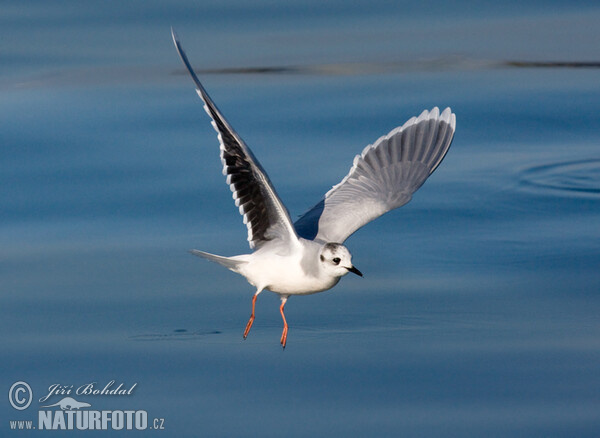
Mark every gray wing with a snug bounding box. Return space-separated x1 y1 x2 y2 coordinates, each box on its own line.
295 107 456 243
172 29 298 250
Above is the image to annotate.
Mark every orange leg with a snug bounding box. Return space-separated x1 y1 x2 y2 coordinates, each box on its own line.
243 292 259 339
279 297 289 348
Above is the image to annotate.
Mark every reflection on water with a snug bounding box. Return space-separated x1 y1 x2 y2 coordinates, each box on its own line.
2 1 600 437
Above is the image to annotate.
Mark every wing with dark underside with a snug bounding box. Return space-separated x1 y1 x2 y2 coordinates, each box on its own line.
172 29 298 250
295 107 455 243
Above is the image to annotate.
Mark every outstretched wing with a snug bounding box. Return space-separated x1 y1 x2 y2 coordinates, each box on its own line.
295 107 455 243
172 29 298 250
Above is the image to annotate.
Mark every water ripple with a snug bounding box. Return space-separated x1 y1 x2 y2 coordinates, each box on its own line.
130 329 222 342
5 58 599 90
520 158 600 198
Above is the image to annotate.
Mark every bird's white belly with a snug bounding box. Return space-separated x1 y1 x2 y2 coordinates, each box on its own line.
241 254 338 295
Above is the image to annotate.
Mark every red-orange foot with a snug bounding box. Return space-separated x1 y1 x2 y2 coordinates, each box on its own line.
243 293 258 339
280 325 288 348
279 297 289 349
243 315 254 339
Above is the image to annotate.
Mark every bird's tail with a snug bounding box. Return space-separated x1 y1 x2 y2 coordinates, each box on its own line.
189 249 248 273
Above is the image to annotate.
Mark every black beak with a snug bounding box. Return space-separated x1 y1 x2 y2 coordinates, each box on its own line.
346 266 363 277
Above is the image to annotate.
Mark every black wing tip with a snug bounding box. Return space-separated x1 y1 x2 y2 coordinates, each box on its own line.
170 27 186 62
170 27 208 99
171 27 180 49
171 27 181 45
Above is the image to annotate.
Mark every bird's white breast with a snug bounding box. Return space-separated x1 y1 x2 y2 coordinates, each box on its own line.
239 241 339 295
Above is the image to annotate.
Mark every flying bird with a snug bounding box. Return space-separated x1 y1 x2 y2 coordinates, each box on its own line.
171 30 456 348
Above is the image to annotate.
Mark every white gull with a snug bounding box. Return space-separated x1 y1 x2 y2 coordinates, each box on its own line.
171 30 456 348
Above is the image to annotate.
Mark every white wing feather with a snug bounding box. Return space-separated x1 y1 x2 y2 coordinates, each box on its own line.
295 107 456 243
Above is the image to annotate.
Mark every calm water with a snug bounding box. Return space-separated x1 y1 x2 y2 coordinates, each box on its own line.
2 1 600 436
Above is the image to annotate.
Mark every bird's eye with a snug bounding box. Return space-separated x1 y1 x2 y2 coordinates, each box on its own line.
332 257 341 265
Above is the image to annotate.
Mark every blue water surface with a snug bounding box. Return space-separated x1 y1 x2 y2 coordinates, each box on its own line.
2 1 600 437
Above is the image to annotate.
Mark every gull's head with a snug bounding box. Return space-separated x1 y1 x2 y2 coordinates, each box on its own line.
319 243 362 278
